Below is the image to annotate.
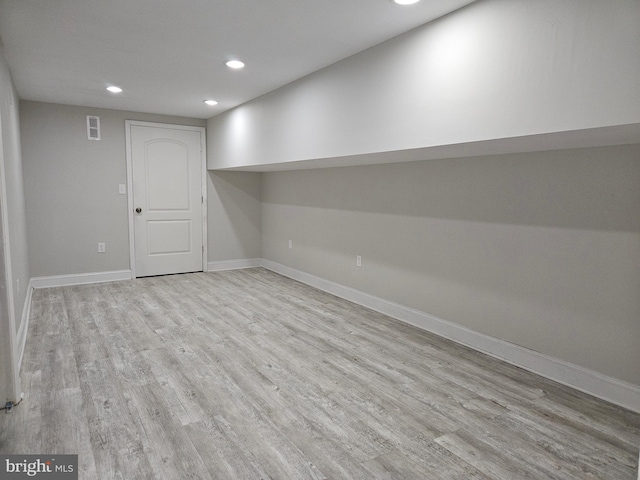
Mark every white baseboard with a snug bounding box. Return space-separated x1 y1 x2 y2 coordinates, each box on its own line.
30 270 133 289
261 259 640 414
16 278 34 371
207 258 262 272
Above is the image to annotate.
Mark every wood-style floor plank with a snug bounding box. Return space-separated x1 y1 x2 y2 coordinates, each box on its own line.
1 268 639 479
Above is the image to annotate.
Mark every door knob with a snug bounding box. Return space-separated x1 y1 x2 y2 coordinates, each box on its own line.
135 207 142 214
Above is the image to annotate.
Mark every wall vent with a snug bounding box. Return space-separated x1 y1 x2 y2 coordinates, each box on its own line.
86 115 101 140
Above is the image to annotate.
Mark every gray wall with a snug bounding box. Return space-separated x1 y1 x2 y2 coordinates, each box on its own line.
208 0 640 169
207 170 262 262
0 44 29 401
21 101 262 276
262 145 640 386
21 102 206 277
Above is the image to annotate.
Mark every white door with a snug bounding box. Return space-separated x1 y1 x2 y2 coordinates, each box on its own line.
128 123 205 277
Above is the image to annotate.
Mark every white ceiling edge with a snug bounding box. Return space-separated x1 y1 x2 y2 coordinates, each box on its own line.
211 123 640 172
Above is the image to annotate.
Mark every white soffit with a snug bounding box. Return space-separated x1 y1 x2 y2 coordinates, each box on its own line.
219 124 640 172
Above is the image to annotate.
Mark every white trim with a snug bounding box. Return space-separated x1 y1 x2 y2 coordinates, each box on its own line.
125 121 135 275
125 121 207 278
31 270 133 289
0 111 21 399
200 129 208 272
16 279 34 371
207 258 263 272
261 259 640 414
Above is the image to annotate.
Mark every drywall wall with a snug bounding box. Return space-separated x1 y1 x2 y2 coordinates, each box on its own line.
0 44 28 401
261 144 640 386
20 101 209 277
207 170 262 263
208 0 640 170
22 101 262 277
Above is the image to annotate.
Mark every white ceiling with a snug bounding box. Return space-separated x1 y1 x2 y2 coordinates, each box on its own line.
0 0 477 119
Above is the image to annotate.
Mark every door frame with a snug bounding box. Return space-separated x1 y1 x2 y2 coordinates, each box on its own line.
125 121 207 278
0 112 21 402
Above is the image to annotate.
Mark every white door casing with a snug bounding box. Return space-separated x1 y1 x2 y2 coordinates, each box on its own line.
0 111 21 401
126 122 207 277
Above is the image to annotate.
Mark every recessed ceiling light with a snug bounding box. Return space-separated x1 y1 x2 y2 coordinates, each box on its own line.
204 99 218 106
225 60 245 69
391 0 420 4
106 85 123 93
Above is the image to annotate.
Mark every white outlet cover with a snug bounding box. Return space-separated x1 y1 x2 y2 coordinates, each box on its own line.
118 184 126 194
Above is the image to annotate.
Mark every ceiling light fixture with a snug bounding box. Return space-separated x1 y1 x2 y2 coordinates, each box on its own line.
106 85 123 93
225 60 245 69
391 0 421 4
204 99 218 106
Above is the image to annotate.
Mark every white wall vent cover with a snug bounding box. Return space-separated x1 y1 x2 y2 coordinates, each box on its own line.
86 115 101 140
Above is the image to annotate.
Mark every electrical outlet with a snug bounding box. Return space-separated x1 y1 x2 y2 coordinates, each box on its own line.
98 242 106 253
356 255 362 267
118 184 126 195
288 240 293 249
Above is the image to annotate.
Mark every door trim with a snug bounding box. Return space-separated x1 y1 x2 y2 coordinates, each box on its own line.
0 112 21 401
125 121 207 278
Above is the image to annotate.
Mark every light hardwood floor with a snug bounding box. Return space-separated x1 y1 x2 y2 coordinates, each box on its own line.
1 268 639 479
